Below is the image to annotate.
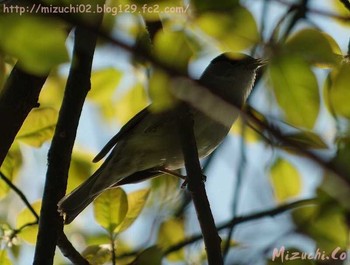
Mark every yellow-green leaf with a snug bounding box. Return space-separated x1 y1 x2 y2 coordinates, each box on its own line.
196 6 259 51
157 218 185 262
269 158 302 202
0 15 68 74
154 30 193 70
93 188 128 233
269 55 320 129
325 62 350 118
89 68 123 103
16 201 41 245
116 188 150 233
0 144 22 199
82 244 112 265
16 107 58 147
0 250 12 265
131 246 162 265
285 28 341 67
192 0 239 13
115 83 148 124
149 70 177 112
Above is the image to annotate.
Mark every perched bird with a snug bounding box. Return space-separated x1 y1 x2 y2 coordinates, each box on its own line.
58 53 264 224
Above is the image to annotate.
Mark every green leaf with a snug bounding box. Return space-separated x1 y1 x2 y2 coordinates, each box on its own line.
93 188 128 233
0 144 22 199
285 28 342 67
0 250 12 265
115 83 148 124
283 131 328 150
196 6 259 51
116 188 150 233
16 107 58 147
0 15 68 74
131 246 163 265
89 68 123 103
325 63 350 118
157 218 185 262
154 30 193 70
269 55 320 129
82 244 112 265
269 158 302 202
16 201 40 245
148 70 177 112
67 150 94 193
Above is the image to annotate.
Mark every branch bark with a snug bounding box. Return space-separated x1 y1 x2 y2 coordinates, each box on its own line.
176 103 223 265
0 66 47 167
33 14 103 265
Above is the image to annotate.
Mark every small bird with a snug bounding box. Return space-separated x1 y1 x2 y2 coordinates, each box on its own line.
58 53 264 224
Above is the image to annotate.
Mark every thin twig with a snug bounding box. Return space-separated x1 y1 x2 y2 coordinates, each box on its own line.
57 233 90 265
164 198 317 255
0 172 39 220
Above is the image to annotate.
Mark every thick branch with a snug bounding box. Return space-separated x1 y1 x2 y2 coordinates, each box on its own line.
33 17 102 265
176 103 223 265
0 66 47 167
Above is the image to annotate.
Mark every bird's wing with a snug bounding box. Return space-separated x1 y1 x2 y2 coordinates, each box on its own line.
93 107 150 163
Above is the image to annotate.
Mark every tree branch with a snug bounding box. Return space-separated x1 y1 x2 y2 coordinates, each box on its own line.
32 12 103 265
176 103 223 265
0 66 47 168
57 233 90 265
164 198 317 255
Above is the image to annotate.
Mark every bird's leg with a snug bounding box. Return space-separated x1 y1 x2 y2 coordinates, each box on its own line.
155 168 206 189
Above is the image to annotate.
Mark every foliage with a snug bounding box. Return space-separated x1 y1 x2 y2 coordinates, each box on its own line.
0 0 350 265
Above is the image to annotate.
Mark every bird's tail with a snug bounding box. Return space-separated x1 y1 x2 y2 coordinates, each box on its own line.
58 171 102 224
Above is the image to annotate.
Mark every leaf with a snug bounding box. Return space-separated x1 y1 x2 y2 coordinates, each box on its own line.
82 244 112 265
325 62 350 118
93 188 128 233
88 68 123 103
131 246 163 265
196 6 259 51
191 0 239 13
268 55 320 129
285 28 342 67
67 150 95 193
154 30 193 70
116 188 150 233
16 201 41 245
269 158 302 202
157 218 185 262
283 131 328 150
115 83 148 124
16 107 58 147
0 15 68 74
0 250 12 265
0 144 22 199
148 70 177 112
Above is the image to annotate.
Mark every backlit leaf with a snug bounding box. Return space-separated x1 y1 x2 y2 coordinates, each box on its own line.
93 188 128 233
0 250 12 265
115 83 148 124
16 201 41 245
16 107 58 147
89 68 123 103
269 55 320 129
0 15 68 74
116 188 150 233
154 30 193 71
131 246 162 265
0 144 22 199
325 62 350 118
269 158 302 202
82 244 112 265
157 218 185 261
196 6 259 51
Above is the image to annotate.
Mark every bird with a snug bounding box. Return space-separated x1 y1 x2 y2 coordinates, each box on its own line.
58 53 265 224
